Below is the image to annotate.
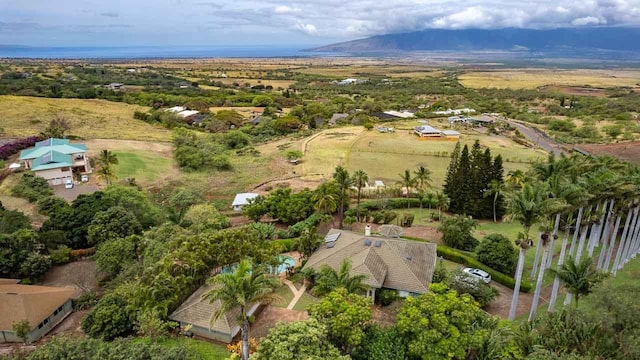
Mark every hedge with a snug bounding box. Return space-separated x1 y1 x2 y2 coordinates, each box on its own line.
0 136 41 160
402 236 532 293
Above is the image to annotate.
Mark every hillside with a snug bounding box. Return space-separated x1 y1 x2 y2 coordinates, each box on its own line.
310 27 640 54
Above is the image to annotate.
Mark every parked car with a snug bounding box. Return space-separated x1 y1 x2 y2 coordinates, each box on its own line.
462 267 491 283
81 174 89 182
64 179 74 189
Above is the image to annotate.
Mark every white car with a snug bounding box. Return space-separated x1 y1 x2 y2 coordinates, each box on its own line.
64 179 74 189
462 268 491 283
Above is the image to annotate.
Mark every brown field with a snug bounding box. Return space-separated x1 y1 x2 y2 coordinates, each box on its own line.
576 142 640 165
539 85 609 98
459 69 640 89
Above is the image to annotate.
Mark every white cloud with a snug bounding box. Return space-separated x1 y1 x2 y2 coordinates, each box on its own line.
295 22 317 34
274 5 300 14
572 16 607 26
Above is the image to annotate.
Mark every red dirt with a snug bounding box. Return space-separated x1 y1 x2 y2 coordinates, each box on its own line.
577 142 640 165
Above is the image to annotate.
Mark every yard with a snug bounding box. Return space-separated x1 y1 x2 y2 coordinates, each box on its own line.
134 337 229 360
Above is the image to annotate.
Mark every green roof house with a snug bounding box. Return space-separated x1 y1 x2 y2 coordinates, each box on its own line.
19 138 91 186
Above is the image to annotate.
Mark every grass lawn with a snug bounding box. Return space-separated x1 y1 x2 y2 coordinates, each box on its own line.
292 292 321 311
134 337 229 360
0 95 170 141
272 285 295 308
112 150 174 185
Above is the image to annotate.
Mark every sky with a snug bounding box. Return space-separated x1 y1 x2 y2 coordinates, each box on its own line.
1 0 640 47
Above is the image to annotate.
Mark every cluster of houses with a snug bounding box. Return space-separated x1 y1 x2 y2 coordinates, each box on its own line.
448 114 499 126
166 106 206 125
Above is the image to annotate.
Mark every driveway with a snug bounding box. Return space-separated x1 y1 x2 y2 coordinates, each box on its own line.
52 183 98 202
507 120 567 157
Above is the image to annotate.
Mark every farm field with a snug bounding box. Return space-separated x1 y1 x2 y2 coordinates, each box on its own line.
458 69 640 89
576 141 640 165
0 96 170 141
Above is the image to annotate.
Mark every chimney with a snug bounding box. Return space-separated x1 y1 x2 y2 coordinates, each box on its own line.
365 224 371 237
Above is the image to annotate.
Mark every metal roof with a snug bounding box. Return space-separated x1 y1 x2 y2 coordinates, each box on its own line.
232 193 259 206
19 138 87 160
414 125 442 134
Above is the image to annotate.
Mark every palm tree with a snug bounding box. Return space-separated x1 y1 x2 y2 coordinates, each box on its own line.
398 169 416 209
97 164 116 185
312 259 368 297
484 179 505 223
505 182 562 320
96 149 119 167
312 191 337 227
435 192 450 220
333 166 353 229
202 260 281 360
413 165 432 190
550 256 605 307
506 170 526 189
352 170 368 220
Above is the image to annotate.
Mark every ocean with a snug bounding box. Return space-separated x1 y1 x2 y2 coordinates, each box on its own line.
0 45 340 59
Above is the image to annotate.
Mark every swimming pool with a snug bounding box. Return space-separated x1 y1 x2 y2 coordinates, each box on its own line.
221 255 295 275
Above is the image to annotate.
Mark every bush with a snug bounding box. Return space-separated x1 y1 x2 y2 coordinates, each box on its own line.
476 233 518 275
82 294 135 340
377 289 399 306
272 238 296 252
49 245 72 265
74 291 99 310
12 173 52 202
371 210 397 224
0 209 32 234
0 136 40 160
36 196 69 216
439 215 479 251
400 213 415 227
446 269 499 307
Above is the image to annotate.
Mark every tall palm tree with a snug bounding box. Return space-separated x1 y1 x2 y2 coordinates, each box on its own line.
96 149 119 167
550 256 605 307
435 191 450 220
398 169 416 209
506 170 526 189
202 260 281 360
312 259 368 297
312 191 337 227
413 165 432 191
97 164 116 185
333 166 353 229
484 179 505 223
352 170 368 220
505 182 562 320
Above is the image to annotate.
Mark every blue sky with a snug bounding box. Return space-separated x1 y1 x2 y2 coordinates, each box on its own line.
1 0 640 46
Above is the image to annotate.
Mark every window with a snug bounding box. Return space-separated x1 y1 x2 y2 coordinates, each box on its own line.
38 323 43 329
43 318 48 325
58 306 63 312
54 309 58 316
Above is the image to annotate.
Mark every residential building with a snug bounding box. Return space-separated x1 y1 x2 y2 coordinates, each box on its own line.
19 138 91 186
167 106 187 113
432 108 476 115
382 110 415 119
169 284 261 343
303 229 437 300
0 281 74 343
413 125 460 140
232 193 259 211
105 83 124 91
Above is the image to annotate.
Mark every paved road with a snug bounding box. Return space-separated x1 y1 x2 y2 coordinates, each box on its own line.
507 120 567 157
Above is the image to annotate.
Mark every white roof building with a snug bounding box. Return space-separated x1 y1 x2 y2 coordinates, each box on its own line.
232 193 259 211
432 108 476 115
167 106 186 113
383 110 415 119
177 110 200 118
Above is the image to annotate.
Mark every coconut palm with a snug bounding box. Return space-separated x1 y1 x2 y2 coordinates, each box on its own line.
550 256 606 307
352 170 368 220
505 182 563 320
398 169 417 209
333 166 353 229
435 191 450 220
506 170 526 189
484 179 505 223
312 259 368 297
96 149 119 167
312 191 337 227
413 165 432 190
202 260 281 360
97 164 116 185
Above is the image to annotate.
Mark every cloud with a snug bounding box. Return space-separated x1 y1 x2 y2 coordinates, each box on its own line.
274 5 300 14
572 16 607 26
100 12 119 18
295 22 317 34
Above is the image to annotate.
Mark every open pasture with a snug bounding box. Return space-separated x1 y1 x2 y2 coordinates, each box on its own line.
458 69 640 89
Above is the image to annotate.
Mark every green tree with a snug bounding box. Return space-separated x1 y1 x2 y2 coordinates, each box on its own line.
308 288 372 354
435 191 450 220
96 149 119 168
166 188 200 224
252 319 347 360
312 259 368 297
87 206 142 246
285 149 303 162
312 182 338 224
550 256 606 307
353 325 405 360
296 227 323 262
40 116 70 139
95 236 137 278
396 283 488 360
485 179 505 222
0 209 32 234
12 320 31 344
181 203 229 230
97 164 116 185
476 233 518 275
333 166 353 229
203 259 281 360
438 215 478 251
103 185 163 228
82 294 135 340
413 165 432 190
352 170 369 220
398 169 417 209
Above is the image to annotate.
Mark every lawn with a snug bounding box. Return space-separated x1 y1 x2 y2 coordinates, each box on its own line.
134 337 229 360
0 95 170 141
292 292 321 311
111 150 174 185
272 285 295 308
458 69 640 89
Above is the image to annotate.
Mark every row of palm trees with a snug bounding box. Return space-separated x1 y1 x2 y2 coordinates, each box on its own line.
505 154 640 320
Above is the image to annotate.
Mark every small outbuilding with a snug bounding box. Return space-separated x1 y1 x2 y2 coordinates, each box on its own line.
232 193 259 212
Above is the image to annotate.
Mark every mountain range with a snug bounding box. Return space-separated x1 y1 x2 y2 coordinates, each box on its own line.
310 28 640 54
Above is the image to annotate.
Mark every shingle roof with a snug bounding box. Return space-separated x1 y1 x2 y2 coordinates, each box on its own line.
0 283 74 331
169 284 241 335
19 138 87 160
304 229 437 294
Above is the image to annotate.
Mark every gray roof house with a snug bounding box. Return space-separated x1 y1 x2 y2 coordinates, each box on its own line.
303 229 437 299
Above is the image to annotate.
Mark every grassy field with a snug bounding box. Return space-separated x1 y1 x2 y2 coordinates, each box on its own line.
134 337 229 359
0 95 170 141
459 69 640 89
111 151 174 185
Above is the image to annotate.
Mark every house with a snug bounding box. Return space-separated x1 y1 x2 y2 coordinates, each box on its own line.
176 110 201 123
413 125 460 140
329 113 348 126
169 284 261 343
377 127 395 133
167 106 187 113
373 180 385 188
303 229 437 300
0 281 74 343
432 108 476 116
382 110 415 119
441 130 461 139
105 83 124 91
19 138 91 186
232 193 259 211
338 78 359 85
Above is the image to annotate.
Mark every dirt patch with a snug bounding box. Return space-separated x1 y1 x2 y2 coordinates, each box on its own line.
541 85 609 98
577 142 640 165
39 259 99 298
485 282 554 319
249 306 308 339
48 310 88 338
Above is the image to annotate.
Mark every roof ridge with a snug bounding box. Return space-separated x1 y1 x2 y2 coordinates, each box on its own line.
382 240 429 293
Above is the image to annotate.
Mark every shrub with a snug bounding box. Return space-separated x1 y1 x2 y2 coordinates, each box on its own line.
446 269 499 307
0 136 40 160
371 210 397 224
49 245 72 265
273 238 296 252
377 289 399 306
476 233 518 275
37 196 69 216
0 209 32 234
439 215 479 251
82 294 135 340
400 213 415 227
74 291 99 310
12 173 52 202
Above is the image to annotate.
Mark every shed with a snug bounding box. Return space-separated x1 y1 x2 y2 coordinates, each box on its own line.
232 193 259 211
